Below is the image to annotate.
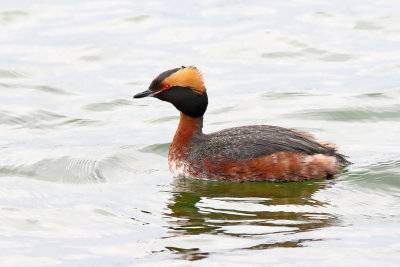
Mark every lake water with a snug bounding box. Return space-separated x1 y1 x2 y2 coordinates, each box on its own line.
1 0 400 266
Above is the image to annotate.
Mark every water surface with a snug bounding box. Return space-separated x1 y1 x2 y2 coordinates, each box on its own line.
1 0 400 266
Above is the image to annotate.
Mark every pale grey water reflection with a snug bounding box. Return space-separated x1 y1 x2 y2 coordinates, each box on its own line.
1 0 400 266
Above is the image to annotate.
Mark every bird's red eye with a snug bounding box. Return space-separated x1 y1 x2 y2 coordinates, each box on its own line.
163 84 171 89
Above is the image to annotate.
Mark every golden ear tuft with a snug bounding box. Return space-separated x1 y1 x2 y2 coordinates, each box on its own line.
163 66 206 94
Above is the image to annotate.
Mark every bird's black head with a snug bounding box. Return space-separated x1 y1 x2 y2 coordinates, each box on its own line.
134 66 208 118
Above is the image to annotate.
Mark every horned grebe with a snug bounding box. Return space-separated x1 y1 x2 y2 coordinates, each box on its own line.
134 66 350 182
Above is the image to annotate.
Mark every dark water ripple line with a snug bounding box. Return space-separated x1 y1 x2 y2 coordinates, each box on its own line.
286 104 400 122
356 87 400 97
267 34 358 62
261 91 326 99
0 82 76 95
0 10 29 24
0 69 28 79
145 115 179 124
260 88 400 103
139 143 170 157
260 48 356 62
0 109 101 129
117 14 151 23
83 99 133 112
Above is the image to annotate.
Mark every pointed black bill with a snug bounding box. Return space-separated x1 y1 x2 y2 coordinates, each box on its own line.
133 89 154 98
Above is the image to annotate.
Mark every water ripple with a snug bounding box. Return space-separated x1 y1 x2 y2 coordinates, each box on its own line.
0 10 29 24
0 157 105 183
290 104 400 122
0 82 75 95
121 15 151 23
278 89 400 122
139 143 170 157
341 159 400 194
0 69 28 79
83 99 133 112
261 37 356 62
0 146 166 183
0 109 101 129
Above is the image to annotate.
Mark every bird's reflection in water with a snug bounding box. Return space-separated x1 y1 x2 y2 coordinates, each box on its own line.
165 178 337 260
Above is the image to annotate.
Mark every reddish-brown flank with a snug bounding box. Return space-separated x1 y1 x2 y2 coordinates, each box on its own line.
199 152 339 182
169 114 340 182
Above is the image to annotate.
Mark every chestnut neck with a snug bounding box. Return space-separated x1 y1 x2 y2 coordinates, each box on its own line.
171 113 204 149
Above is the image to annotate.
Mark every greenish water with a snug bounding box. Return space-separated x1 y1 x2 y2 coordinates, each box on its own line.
1 1 400 266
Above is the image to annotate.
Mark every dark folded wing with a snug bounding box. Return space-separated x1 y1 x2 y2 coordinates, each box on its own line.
189 125 350 165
